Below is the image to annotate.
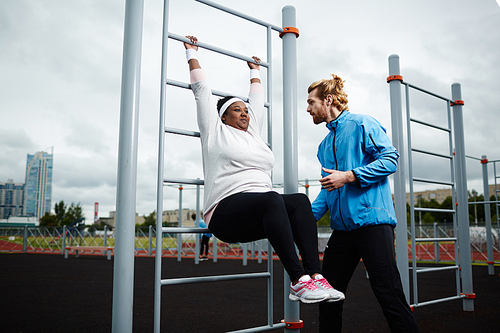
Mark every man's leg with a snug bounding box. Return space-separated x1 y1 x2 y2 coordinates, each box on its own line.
319 230 360 333
355 225 418 333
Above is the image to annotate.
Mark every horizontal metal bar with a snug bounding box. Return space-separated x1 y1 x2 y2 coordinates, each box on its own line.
166 79 270 107
415 265 459 273
412 148 452 160
195 0 283 32
468 200 500 205
161 272 271 286
169 33 270 68
165 127 200 137
414 207 455 214
163 177 204 185
415 237 457 243
410 117 451 132
465 155 482 161
413 177 453 186
402 81 452 102
162 227 209 234
411 294 464 308
228 323 286 333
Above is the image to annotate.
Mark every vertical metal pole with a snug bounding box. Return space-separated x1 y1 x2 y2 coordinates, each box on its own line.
177 185 183 261
282 5 300 330
195 182 201 264
112 1 144 332
388 54 410 302
148 224 153 257
481 156 494 275
23 225 28 253
155 1 170 331
305 179 309 197
243 243 248 266
451 83 474 311
433 222 439 264
104 225 108 247
62 225 66 255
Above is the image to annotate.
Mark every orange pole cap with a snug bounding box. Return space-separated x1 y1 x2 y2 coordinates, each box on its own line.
280 27 299 38
387 75 403 83
281 319 304 329
450 100 464 106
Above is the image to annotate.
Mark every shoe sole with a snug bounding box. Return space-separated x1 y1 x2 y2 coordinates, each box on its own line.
326 295 345 302
289 293 330 304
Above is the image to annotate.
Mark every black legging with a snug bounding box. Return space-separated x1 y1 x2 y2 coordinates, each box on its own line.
209 191 321 281
200 235 210 256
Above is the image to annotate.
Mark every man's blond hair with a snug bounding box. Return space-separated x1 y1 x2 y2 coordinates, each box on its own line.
308 74 349 112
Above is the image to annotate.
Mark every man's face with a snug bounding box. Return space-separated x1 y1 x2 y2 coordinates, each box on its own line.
307 88 329 125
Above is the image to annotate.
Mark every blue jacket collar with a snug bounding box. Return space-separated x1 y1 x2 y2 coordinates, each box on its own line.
326 110 348 131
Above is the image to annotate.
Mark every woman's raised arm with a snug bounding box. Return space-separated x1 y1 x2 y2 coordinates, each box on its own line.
184 35 201 71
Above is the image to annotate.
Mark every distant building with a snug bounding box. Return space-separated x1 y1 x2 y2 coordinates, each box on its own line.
97 209 199 228
0 179 25 219
405 184 499 205
23 151 53 219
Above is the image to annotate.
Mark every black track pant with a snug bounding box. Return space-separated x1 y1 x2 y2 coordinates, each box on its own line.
319 224 419 333
209 191 321 281
200 235 210 256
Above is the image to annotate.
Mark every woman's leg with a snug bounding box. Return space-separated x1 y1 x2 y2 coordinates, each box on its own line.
281 193 321 276
209 192 305 281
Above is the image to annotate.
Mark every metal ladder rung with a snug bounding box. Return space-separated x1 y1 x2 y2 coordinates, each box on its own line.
164 177 204 185
413 177 453 186
162 227 209 233
168 32 271 68
409 117 451 132
166 79 270 107
415 237 457 243
227 323 286 333
415 265 459 274
165 127 200 137
161 272 271 286
411 148 452 160
411 294 464 308
414 207 455 214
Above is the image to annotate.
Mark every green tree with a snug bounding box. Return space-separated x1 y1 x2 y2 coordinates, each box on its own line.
54 200 66 225
40 212 58 226
142 210 156 227
61 202 84 226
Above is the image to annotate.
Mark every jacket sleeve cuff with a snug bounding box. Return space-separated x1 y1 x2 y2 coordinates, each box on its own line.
351 170 361 189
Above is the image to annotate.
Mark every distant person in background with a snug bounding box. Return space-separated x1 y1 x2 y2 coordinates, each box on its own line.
192 213 211 260
306 74 419 332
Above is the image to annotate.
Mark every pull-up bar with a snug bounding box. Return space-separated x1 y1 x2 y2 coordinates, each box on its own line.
195 0 284 32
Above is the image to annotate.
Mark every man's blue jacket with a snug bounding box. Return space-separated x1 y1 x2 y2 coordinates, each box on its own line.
312 111 399 231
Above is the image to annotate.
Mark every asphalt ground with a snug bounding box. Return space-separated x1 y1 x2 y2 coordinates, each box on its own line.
1 253 499 332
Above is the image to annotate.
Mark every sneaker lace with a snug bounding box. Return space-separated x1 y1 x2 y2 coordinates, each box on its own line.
316 277 332 289
305 278 319 290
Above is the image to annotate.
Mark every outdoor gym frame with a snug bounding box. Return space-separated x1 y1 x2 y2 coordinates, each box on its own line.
112 1 300 332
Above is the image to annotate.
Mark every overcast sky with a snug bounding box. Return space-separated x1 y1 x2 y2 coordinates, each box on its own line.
1 0 499 223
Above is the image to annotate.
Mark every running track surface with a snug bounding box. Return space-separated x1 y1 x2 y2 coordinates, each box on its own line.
0 253 498 332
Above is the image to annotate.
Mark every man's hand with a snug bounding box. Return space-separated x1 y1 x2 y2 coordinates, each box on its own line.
319 168 355 192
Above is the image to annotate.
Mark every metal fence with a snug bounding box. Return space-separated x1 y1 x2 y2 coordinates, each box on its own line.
2 224 498 265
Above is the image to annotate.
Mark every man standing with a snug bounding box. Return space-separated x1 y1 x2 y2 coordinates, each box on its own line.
307 74 418 332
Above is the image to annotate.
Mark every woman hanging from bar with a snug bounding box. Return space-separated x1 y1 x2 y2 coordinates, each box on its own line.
183 35 344 304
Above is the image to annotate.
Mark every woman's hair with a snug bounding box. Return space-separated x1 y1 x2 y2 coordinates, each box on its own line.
217 95 237 116
308 74 349 112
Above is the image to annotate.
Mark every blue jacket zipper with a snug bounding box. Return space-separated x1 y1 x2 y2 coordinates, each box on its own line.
332 128 348 231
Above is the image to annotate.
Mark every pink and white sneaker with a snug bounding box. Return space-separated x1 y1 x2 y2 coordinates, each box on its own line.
289 275 330 304
313 274 345 302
